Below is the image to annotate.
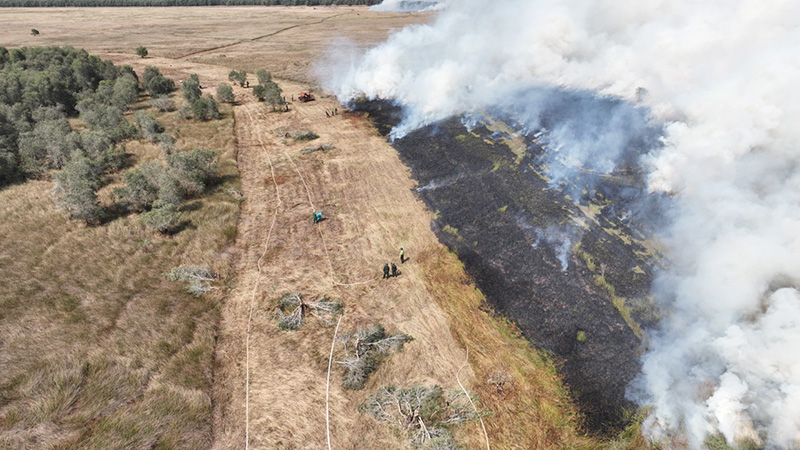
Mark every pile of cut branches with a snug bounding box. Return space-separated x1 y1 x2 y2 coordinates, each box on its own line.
276 293 342 330
361 385 483 449
336 324 412 390
301 144 334 154
165 265 216 296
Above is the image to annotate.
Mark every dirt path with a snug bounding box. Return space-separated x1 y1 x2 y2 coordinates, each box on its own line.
213 85 488 449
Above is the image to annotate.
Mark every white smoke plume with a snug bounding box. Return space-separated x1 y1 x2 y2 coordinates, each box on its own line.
532 226 577 272
370 0 449 12
326 0 800 447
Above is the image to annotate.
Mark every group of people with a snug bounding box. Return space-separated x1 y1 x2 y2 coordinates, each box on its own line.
324 107 338 117
382 247 406 279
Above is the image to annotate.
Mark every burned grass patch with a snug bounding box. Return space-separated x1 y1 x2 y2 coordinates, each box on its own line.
356 99 662 433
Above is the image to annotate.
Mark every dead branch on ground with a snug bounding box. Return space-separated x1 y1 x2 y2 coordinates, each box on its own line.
164 264 217 296
335 324 412 390
360 384 484 449
276 293 343 330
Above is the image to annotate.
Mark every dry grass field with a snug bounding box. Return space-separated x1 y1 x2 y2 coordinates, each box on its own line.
0 6 648 449
0 6 430 83
0 91 239 448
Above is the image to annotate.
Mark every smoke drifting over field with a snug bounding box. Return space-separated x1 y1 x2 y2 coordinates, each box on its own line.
370 0 447 12
327 0 800 447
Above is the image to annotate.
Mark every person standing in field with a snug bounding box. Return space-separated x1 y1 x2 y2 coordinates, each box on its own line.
399 247 405 264
391 262 397 277
383 263 390 279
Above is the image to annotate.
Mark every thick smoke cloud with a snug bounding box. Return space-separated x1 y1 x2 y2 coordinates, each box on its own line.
326 0 800 447
370 0 448 12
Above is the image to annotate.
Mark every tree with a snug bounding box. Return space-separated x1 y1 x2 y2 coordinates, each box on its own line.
143 66 174 96
183 96 220 121
227 70 246 87
157 173 184 205
0 109 20 185
182 73 201 102
167 147 217 194
134 111 163 142
17 118 76 174
276 293 342 330
76 130 123 174
142 66 161 87
147 75 175 97
52 151 101 224
30 29 39 37
157 133 175 155
0 47 143 186
141 199 181 234
263 81 283 111
165 265 216 296
256 69 271 86
252 84 267 101
150 95 175 112
113 160 166 212
362 385 481 449
136 46 148 58
216 83 234 103
75 99 136 142
0 149 17 185
111 73 139 109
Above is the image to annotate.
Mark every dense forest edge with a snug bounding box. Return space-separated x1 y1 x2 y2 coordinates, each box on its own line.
0 0 379 7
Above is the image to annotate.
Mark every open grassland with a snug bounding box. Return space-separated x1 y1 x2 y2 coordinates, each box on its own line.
0 6 431 83
0 91 239 448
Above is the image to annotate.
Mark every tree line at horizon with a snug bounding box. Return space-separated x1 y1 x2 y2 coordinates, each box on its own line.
0 0 379 6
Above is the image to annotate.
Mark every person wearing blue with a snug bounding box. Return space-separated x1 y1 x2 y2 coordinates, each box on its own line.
313 211 323 224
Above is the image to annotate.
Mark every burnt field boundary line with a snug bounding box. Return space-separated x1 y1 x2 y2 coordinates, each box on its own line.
178 12 350 60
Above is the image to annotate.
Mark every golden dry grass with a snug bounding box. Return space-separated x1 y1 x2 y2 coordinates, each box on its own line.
0 89 239 448
0 6 431 83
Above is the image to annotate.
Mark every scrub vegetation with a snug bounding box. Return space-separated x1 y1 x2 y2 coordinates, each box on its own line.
0 48 238 448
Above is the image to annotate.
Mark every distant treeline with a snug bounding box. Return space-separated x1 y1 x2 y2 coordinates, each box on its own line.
0 0 380 6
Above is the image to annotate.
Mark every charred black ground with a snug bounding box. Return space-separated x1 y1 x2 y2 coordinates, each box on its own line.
355 100 665 433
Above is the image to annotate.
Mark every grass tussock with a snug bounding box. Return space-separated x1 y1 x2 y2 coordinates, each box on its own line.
0 94 239 449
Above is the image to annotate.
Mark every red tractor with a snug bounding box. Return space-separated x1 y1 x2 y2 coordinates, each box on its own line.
298 92 315 102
